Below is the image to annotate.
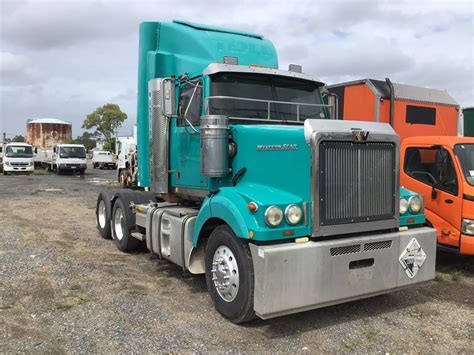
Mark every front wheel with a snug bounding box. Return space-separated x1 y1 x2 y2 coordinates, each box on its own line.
205 225 256 323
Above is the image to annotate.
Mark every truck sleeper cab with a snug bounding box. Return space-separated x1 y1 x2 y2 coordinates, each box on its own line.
2 143 34 175
96 20 437 323
402 136 474 255
50 144 87 175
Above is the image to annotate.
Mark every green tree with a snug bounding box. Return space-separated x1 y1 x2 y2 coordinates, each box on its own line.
72 131 97 151
12 135 25 142
82 103 127 144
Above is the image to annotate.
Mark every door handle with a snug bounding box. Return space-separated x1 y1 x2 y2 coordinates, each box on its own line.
445 199 454 204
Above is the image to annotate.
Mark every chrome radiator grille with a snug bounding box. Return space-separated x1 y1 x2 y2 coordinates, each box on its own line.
319 141 396 226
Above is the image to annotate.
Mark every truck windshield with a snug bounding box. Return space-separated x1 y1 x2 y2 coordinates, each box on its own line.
207 73 329 122
454 144 474 186
5 145 33 158
60 147 86 159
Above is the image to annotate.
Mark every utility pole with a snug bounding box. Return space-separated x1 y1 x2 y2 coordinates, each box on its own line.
2 132 5 143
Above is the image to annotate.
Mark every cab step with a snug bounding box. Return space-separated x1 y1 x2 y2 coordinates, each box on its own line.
131 231 145 241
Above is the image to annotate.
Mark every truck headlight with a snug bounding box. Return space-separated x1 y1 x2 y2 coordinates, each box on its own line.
408 196 422 213
4 161 10 166
400 198 409 215
285 204 302 225
264 206 283 227
462 219 474 235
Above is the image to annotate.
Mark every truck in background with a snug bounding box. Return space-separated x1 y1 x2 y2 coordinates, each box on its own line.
402 136 474 255
326 78 461 142
327 79 473 255
95 21 436 323
2 142 35 175
49 144 87 175
92 150 116 169
116 127 138 188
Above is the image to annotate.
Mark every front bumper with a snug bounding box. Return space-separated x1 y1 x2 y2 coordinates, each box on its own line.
59 164 87 171
4 165 34 172
250 227 436 319
460 234 474 255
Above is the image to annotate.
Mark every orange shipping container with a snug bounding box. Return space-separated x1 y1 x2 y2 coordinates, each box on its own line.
327 79 460 142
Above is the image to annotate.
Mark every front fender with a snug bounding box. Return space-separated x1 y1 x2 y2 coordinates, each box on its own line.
193 190 253 246
193 185 311 246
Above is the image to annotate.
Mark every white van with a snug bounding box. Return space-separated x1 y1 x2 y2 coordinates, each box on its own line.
2 142 35 175
50 144 87 175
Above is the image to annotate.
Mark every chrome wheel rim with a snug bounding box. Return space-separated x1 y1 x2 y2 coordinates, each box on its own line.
113 207 124 240
211 245 239 302
98 200 106 229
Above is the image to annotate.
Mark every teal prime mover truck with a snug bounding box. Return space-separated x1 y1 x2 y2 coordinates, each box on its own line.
95 20 436 323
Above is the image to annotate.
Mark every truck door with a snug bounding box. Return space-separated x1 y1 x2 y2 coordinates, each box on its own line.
403 146 462 247
170 80 207 190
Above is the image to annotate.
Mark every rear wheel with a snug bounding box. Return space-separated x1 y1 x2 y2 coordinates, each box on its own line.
111 197 140 252
205 225 256 323
96 190 116 239
3 171 7 176
57 167 62 175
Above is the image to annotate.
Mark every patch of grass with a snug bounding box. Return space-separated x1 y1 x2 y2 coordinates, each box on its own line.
434 273 444 282
55 296 89 310
451 270 462 282
0 304 13 310
33 169 52 176
365 328 379 342
0 280 5 288
31 188 64 195
341 339 361 351
87 204 96 210
413 304 440 318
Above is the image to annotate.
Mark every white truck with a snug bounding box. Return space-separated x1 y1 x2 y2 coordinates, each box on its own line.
2 142 35 175
49 144 87 175
92 150 116 169
116 133 137 188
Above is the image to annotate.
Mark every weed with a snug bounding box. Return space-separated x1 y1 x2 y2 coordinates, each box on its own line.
413 304 440 318
451 270 462 282
365 328 379 342
434 273 443 282
55 296 89 310
342 339 360 351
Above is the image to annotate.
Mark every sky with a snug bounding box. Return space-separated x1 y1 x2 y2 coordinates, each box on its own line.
0 0 473 139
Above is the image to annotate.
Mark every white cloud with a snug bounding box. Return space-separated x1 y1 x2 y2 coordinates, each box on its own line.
0 0 473 138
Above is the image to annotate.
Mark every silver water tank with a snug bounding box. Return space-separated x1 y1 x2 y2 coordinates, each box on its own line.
200 115 229 177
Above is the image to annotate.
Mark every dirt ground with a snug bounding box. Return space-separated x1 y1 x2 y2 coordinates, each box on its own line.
0 166 473 352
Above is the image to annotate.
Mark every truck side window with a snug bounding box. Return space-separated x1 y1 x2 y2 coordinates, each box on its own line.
178 82 202 126
404 147 458 195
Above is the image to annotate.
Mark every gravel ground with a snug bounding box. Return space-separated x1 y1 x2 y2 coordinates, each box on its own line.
0 166 473 352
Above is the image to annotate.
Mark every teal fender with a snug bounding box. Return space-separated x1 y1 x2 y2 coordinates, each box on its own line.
192 183 311 246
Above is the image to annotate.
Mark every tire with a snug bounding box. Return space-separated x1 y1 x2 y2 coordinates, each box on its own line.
205 225 256 323
3 171 7 176
111 197 141 252
79 170 85 176
93 163 97 169
57 167 62 175
96 190 116 239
